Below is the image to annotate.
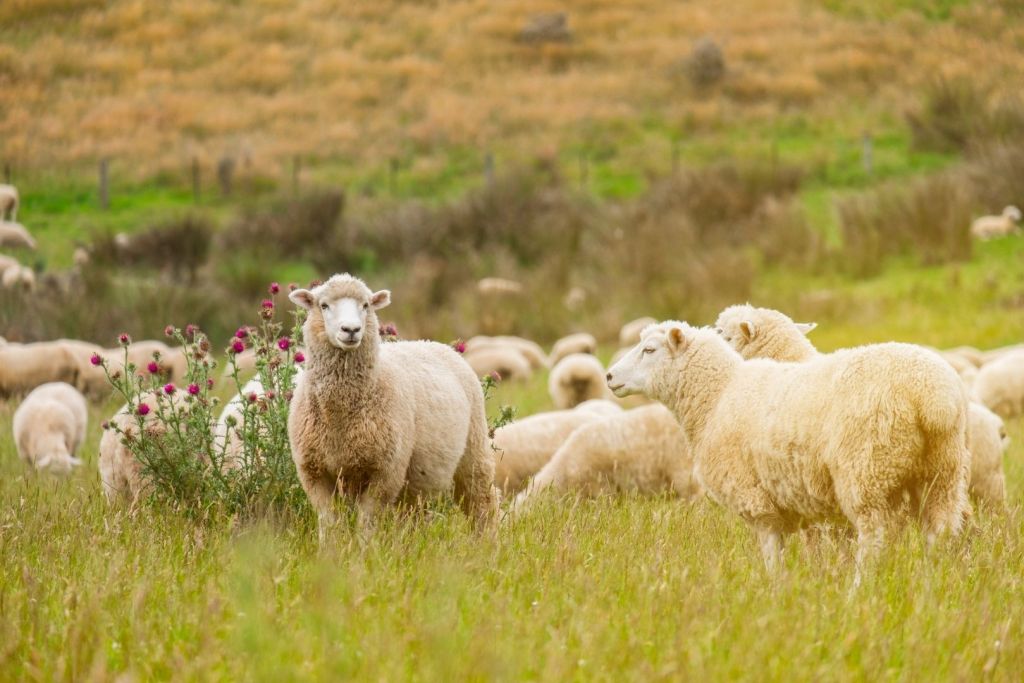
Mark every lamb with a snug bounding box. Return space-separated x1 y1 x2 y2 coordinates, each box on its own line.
973 349 1024 419
511 405 701 514
1 264 34 290
548 352 612 409
619 317 657 348
549 332 597 365
0 221 36 249
971 206 1022 240
607 321 970 579
490 403 619 494
13 382 88 474
287 274 499 542
464 335 548 369
463 345 532 381
716 304 1005 507
0 184 18 222
0 342 81 397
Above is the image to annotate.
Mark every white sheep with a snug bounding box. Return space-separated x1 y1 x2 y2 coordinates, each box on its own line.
1 264 34 290
0 221 36 250
511 404 701 514
0 253 18 277
619 317 657 348
463 345 532 381
477 277 523 296
973 349 1024 419
716 304 1005 507
549 332 597 365
288 274 499 542
213 377 264 470
13 382 88 474
971 206 1022 240
944 345 986 368
607 321 970 579
980 343 1024 366
464 335 548 369
490 404 615 493
0 342 82 397
0 184 18 222
548 352 611 409
572 399 623 416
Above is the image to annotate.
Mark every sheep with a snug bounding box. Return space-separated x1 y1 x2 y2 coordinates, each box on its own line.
477 277 523 296
944 345 986 368
563 286 586 311
0 221 36 250
619 317 657 348
716 304 1005 507
490 405 614 494
973 349 1024 419
463 345 532 381
573 399 623 416
607 321 970 579
937 351 979 390
548 352 611 409
98 391 190 504
511 405 700 514
213 377 264 470
549 332 597 365
1 264 34 290
287 274 499 542
0 253 18 277
13 382 88 474
971 206 1022 240
0 184 18 221
980 343 1024 366
0 342 81 397
464 335 548 369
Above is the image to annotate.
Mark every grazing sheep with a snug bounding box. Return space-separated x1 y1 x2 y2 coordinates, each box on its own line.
980 343 1024 366
465 335 548 369
99 391 189 504
716 304 1004 507
1 264 34 290
971 206 1022 240
548 352 610 409
944 345 986 368
477 277 523 296
287 274 499 542
573 399 623 416
937 351 979 390
549 332 597 365
973 349 1024 419
0 184 18 222
0 342 81 397
619 317 657 348
491 404 614 493
464 346 532 381
607 321 970 579
0 221 36 249
0 253 18 276
563 286 586 311
512 405 700 514
13 382 88 474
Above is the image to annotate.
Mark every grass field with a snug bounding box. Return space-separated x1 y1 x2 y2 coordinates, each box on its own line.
3 239 1024 680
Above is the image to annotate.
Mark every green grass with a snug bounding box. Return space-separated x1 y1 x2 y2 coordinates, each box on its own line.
5 238 1024 680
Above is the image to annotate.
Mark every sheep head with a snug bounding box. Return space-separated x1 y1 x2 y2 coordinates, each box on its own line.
607 322 689 397
290 274 391 351
714 304 815 359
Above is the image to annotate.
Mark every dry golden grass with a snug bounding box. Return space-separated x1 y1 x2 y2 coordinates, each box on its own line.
1 0 1023 180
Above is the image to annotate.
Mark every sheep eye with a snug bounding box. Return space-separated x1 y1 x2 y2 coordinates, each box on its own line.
363 303 369 310
320 303 329 310
642 347 654 355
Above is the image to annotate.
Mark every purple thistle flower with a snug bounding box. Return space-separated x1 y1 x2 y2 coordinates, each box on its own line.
277 337 291 351
248 392 258 403
164 383 176 395
235 327 248 339
294 351 305 363
118 333 131 346
164 325 174 337
454 340 466 354
261 299 274 309
490 371 502 383
185 324 197 339
101 420 109 430
147 361 160 374
288 282 298 292
187 383 200 395
137 403 150 416
90 353 102 366
269 282 280 294
231 340 245 354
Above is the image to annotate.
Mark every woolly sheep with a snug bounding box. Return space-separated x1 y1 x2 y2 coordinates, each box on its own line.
971 206 1021 240
549 332 597 365
0 221 36 250
0 342 81 397
1 264 34 290
716 304 1004 507
287 274 499 542
607 321 970 579
0 253 18 276
563 286 586 311
13 382 87 474
213 377 264 470
463 346 532 381
0 184 18 221
464 335 548 369
944 345 986 368
98 390 190 504
572 399 623 416
619 317 657 348
490 405 613 494
980 343 1024 366
511 405 701 514
548 352 611 409
937 351 979 389
973 349 1024 419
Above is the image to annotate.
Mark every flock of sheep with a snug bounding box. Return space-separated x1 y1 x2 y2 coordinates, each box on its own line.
5 270 1023 584
0 184 37 290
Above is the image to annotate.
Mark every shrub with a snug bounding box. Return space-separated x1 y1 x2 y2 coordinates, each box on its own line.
685 37 726 89
97 290 308 520
93 215 213 283
220 190 346 266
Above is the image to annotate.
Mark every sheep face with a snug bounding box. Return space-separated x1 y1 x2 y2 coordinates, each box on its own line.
290 275 391 350
33 434 82 475
1006 206 1022 222
607 324 677 397
714 304 815 358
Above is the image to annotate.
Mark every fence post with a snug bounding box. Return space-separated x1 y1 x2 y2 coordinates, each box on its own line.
191 157 201 204
99 158 110 210
861 131 873 177
292 155 301 196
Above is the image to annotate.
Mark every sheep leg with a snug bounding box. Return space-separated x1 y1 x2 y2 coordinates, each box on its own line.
298 467 339 547
852 510 887 590
453 433 500 532
355 471 406 541
753 521 785 575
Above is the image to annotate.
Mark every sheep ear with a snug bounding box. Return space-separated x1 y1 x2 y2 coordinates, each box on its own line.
370 290 391 310
739 321 757 341
795 322 817 335
667 326 688 353
289 289 316 310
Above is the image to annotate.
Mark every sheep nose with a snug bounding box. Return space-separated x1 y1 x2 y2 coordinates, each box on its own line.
605 372 613 381
341 325 362 335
